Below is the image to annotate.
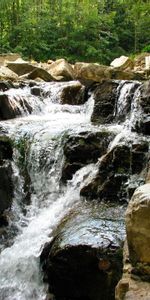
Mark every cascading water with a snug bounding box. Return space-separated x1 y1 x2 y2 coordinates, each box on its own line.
0 79 149 300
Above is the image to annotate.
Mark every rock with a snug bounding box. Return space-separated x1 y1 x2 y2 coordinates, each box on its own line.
74 63 145 84
6 58 37 76
0 80 15 91
0 66 18 81
31 86 42 96
74 62 109 84
134 52 150 71
0 139 13 160
48 59 75 80
27 67 55 81
91 81 119 124
41 202 125 300
0 161 13 214
0 93 32 120
115 241 150 300
126 184 150 269
60 81 85 105
133 81 150 135
62 130 114 182
0 53 21 67
80 141 149 202
110 56 134 70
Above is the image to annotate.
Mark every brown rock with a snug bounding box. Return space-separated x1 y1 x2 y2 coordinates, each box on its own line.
0 66 18 81
27 67 55 81
126 184 150 265
60 81 85 105
48 59 75 80
6 58 36 76
110 56 134 71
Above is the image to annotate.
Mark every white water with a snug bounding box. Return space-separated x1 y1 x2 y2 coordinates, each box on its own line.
0 80 146 300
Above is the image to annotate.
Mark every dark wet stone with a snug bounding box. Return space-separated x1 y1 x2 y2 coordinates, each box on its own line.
41 202 125 300
62 130 115 182
0 80 14 91
60 82 86 105
0 161 13 214
91 81 119 124
80 141 149 202
0 139 13 161
31 86 42 96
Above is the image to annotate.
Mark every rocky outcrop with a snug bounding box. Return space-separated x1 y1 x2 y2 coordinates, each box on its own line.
0 80 15 91
62 130 115 182
80 141 149 202
48 59 75 80
74 62 145 84
41 203 125 300
0 53 21 67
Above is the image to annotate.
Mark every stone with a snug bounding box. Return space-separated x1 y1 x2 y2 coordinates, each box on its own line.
60 81 85 105
41 202 125 300
62 130 114 182
126 184 150 267
74 63 145 84
91 81 119 124
48 59 75 80
27 67 55 81
6 58 37 76
0 66 18 81
0 80 15 91
110 56 134 70
0 161 13 214
0 53 21 67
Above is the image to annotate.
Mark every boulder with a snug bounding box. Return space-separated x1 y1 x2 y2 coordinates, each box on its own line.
0 93 32 120
0 161 13 214
6 58 37 76
80 141 149 202
126 184 150 269
41 202 125 300
27 67 55 81
0 66 18 81
91 81 119 124
0 80 15 91
110 56 134 70
0 53 21 67
74 63 145 84
60 81 85 105
134 52 150 71
48 59 75 80
133 80 150 135
62 130 114 182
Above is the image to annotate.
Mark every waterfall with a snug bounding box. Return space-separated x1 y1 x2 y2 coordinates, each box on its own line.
0 79 149 300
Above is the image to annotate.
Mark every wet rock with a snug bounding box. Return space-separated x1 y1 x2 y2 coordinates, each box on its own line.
91 81 119 124
0 80 15 91
0 161 13 214
133 81 150 135
48 59 75 81
0 92 33 120
41 203 125 300
80 141 149 202
60 82 85 105
31 86 42 96
62 130 114 182
0 139 13 161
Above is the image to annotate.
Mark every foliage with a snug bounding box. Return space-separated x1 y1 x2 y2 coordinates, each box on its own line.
0 0 149 63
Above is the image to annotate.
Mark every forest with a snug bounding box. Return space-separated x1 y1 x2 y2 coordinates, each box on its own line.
0 0 150 64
